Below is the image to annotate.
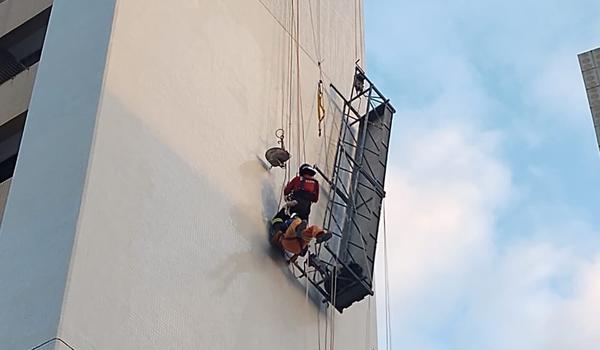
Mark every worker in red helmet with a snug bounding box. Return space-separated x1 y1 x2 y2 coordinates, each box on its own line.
283 163 320 221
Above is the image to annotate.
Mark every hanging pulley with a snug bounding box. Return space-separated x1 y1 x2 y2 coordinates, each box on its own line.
265 128 291 168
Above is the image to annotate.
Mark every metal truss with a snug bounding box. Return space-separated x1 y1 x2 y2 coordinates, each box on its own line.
295 65 395 312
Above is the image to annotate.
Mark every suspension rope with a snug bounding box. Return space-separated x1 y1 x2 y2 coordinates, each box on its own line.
365 296 372 350
382 199 393 350
304 253 310 350
329 264 338 350
307 0 323 66
317 301 323 350
287 0 295 181
358 0 364 61
308 0 326 138
353 0 359 60
324 303 329 350
294 0 307 163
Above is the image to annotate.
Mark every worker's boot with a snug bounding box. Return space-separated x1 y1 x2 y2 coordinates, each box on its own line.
316 230 332 243
294 219 308 238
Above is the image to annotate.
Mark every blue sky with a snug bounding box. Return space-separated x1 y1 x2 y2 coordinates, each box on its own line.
366 1 600 349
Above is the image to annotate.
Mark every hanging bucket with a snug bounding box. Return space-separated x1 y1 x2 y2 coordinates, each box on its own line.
265 147 290 168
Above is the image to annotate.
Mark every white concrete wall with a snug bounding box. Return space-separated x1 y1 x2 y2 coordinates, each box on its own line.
0 0 52 37
60 1 374 349
1 0 375 349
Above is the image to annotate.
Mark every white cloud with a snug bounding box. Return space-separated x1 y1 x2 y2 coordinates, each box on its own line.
368 2 600 347
377 115 600 349
528 49 593 126
376 113 511 348
546 257 600 349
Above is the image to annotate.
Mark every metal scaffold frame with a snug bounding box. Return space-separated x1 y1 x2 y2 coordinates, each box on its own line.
296 65 395 312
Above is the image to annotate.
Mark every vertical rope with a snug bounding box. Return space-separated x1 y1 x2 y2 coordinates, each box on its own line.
329 265 338 350
382 199 393 350
294 0 307 163
324 304 329 350
353 0 358 60
304 248 311 350
317 301 322 350
287 0 295 180
365 296 372 350
357 0 364 61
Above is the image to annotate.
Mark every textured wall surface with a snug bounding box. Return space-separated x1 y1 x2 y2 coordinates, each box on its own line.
1 0 376 349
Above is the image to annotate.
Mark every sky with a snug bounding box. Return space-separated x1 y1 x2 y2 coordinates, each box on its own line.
365 1 600 349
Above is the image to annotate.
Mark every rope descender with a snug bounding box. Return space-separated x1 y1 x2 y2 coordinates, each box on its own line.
317 80 325 137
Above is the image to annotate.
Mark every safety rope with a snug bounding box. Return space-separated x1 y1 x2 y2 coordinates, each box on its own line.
329 263 338 350
324 304 329 350
354 0 359 61
365 296 372 350
308 0 326 138
317 303 322 350
358 0 364 62
382 199 393 350
286 0 295 185
304 253 310 350
294 0 307 163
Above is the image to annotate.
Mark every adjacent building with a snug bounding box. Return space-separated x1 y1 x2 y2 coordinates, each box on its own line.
0 0 52 224
578 47 600 151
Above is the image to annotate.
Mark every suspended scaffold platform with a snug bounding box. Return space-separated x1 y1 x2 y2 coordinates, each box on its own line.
294 65 395 312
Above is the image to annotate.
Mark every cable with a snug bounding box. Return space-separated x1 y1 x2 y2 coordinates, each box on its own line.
307 0 322 65
304 248 311 350
294 0 306 163
358 0 364 61
324 303 329 350
353 0 358 60
365 296 372 350
317 299 323 350
287 0 295 181
382 199 392 350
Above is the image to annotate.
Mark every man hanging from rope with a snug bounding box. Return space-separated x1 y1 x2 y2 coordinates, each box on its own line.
270 164 331 260
284 163 319 220
270 163 319 231
270 213 331 262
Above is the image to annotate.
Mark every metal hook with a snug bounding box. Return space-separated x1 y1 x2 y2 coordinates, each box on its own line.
275 128 285 149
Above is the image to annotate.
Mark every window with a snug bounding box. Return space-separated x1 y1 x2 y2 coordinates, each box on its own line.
0 7 51 85
0 111 26 182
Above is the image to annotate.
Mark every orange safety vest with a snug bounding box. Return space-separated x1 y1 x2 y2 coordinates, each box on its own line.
278 218 324 255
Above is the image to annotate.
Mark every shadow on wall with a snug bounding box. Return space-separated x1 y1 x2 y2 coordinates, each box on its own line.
65 92 326 348
216 158 327 307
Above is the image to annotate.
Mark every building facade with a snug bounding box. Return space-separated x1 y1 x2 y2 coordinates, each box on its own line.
578 47 600 151
0 0 378 349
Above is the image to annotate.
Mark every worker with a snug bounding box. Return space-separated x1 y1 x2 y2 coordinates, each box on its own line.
271 214 332 261
283 164 320 221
